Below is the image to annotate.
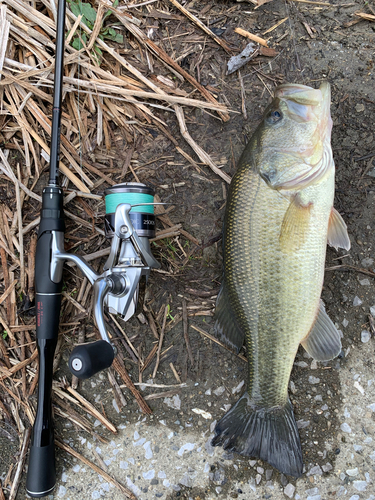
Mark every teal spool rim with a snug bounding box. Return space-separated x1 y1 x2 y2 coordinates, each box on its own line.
105 192 154 214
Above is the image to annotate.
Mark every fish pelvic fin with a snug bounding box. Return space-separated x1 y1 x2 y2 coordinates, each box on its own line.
279 194 312 253
212 393 303 478
213 282 245 353
301 300 342 361
327 207 350 251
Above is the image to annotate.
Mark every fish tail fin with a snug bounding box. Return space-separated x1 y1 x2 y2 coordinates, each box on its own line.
212 393 303 477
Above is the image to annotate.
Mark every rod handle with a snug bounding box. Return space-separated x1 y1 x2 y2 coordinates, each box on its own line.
26 442 56 498
69 340 114 379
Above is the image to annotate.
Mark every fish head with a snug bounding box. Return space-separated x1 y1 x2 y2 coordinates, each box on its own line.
252 82 333 190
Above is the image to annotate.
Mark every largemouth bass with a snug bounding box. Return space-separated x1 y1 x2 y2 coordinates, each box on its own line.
212 82 350 477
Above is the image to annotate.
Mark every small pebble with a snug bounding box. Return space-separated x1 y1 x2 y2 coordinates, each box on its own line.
284 483 295 498
354 381 365 395
297 419 310 429
341 423 352 433
362 257 374 267
353 481 367 491
322 463 333 472
213 386 225 396
359 278 370 286
307 465 323 476
266 469 273 480
361 330 371 343
257 467 264 474
309 376 320 384
232 381 245 394
346 468 359 477
280 473 288 486
249 460 257 467
355 103 365 112
311 360 318 370
142 469 155 480
342 319 349 328
290 380 297 394
353 444 363 452
370 306 375 317
256 474 262 484
353 296 363 306
295 361 309 368
177 443 195 456
348 496 360 500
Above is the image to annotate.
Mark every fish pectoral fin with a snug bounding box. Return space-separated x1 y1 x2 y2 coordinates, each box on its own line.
279 194 312 253
213 282 245 353
301 300 342 361
327 207 351 251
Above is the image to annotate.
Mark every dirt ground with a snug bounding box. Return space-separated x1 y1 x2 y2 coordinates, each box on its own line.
1 0 375 499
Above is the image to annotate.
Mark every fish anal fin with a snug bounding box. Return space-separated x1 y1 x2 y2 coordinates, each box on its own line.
327 207 350 251
213 283 245 353
212 394 303 478
301 300 342 361
279 194 312 253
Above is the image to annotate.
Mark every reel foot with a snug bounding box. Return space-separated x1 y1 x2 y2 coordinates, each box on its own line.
69 340 114 379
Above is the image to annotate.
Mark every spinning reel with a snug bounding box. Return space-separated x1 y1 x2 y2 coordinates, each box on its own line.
53 183 160 379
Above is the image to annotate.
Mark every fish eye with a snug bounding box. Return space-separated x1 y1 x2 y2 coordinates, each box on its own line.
267 109 283 124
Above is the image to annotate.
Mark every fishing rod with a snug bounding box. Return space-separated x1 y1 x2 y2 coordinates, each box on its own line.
25 1 160 496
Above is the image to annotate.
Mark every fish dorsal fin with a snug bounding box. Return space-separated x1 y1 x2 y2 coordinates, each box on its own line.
327 207 351 251
301 301 342 361
213 282 245 353
279 194 312 253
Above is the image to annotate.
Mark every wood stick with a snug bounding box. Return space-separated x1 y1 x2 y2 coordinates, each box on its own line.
55 440 136 500
112 356 152 414
191 324 247 362
235 27 269 47
152 305 168 379
182 299 194 366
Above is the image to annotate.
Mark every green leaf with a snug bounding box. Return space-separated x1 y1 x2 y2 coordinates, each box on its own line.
69 1 82 18
113 33 123 43
93 45 103 56
108 27 116 36
72 36 83 50
81 2 97 24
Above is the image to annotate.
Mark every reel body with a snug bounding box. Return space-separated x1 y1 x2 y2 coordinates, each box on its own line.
52 183 160 379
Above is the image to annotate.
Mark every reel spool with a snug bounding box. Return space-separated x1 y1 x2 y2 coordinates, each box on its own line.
104 183 156 239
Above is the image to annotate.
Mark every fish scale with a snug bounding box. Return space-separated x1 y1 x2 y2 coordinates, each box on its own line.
212 82 350 477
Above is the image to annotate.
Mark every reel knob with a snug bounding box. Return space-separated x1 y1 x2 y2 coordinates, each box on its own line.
69 340 114 379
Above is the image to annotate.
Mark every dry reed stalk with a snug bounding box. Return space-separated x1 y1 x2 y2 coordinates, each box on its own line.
8 428 31 500
56 440 137 499
152 304 168 379
106 4 230 122
167 0 232 54
112 356 152 414
191 325 247 362
174 106 231 183
0 6 10 81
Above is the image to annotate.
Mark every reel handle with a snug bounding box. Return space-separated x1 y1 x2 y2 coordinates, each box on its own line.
69 340 115 379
